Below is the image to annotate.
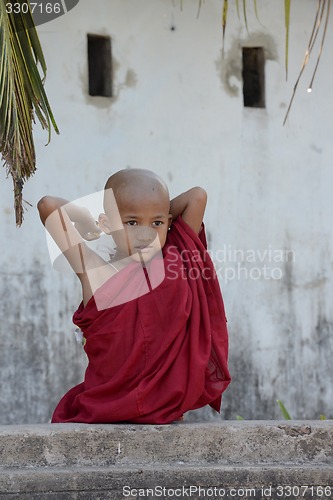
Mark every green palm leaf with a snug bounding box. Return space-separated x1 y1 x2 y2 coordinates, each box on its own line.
285 0 291 80
222 0 228 54
242 0 248 32
0 0 59 226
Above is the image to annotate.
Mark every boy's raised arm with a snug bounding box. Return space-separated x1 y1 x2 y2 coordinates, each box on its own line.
37 196 101 276
170 187 207 234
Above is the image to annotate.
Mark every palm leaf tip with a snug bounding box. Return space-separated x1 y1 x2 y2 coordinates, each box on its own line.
222 0 228 54
285 0 291 80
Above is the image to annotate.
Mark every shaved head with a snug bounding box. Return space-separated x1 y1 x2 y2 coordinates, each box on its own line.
104 168 170 215
100 169 172 261
105 168 169 195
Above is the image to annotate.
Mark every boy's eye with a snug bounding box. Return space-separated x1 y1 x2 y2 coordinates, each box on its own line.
124 220 164 227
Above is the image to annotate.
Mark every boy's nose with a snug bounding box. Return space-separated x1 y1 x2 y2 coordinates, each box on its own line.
136 226 155 242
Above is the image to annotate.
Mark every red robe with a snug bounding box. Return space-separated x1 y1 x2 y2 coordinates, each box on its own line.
52 216 230 424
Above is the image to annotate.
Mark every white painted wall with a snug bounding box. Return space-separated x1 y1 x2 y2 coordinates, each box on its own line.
0 0 332 423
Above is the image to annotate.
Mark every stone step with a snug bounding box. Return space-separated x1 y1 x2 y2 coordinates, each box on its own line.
1 465 332 499
0 420 332 468
0 421 332 499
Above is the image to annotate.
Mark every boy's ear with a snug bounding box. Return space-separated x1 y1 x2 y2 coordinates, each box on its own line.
168 213 173 229
98 213 112 234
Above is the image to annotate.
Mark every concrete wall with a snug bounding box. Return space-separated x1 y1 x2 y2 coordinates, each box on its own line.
0 0 332 423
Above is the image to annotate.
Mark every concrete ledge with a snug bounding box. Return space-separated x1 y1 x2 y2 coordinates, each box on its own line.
1 465 332 498
0 420 332 468
0 421 332 498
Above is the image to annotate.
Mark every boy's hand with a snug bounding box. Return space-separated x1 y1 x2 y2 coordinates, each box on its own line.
73 208 102 241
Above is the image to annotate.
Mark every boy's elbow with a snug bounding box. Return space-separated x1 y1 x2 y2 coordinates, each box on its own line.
37 196 47 210
37 196 56 224
37 196 49 213
191 187 207 206
194 186 207 199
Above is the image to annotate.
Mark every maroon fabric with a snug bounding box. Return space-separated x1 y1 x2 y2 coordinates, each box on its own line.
52 216 230 424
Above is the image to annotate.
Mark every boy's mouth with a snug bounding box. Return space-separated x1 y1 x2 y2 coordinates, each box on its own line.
135 245 154 254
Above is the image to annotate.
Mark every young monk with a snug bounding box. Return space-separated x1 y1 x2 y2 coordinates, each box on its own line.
38 168 230 424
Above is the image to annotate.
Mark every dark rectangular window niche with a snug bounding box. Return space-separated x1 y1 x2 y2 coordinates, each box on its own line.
87 34 112 97
242 47 265 108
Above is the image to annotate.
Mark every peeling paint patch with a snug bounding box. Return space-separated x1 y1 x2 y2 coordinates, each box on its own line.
83 55 138 109
215 32 277 98
124 69 138 89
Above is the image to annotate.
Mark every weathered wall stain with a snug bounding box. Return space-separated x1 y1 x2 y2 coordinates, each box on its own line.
0 262 86 424
215 32 278 98
82 55 138 108
124 68 138 89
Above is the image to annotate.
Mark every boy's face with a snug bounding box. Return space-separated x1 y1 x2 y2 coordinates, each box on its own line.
101 182 172 263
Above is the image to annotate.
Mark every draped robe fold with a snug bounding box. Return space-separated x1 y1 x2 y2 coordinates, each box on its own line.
52 216 230 424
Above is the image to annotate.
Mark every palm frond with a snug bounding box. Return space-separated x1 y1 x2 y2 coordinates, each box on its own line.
222 0 228 56
0 0 59 226
307 0 330 91
242 0 249 33
283 0 330 125
253 0 259 22
284 0 291 80
196 0 203 19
